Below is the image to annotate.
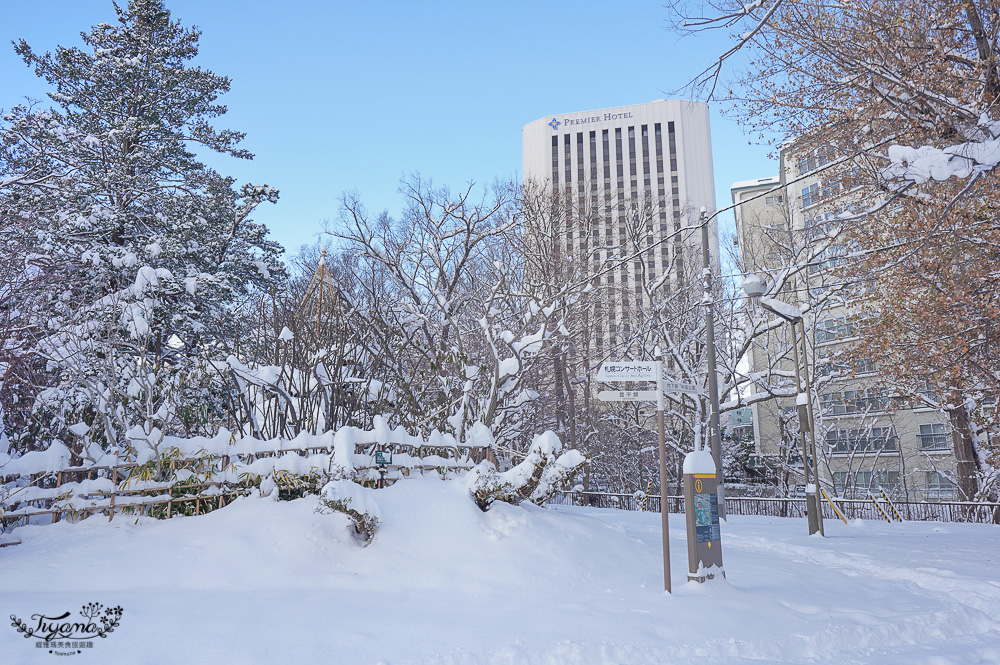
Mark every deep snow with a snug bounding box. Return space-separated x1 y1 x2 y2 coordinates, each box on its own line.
2 475 999 665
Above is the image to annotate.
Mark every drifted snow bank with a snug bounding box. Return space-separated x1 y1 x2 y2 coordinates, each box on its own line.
3 477 999 665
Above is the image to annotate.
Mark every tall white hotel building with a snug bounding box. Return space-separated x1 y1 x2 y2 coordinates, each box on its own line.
522 100 718 353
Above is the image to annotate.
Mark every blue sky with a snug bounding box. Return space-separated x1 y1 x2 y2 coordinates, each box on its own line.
2 1 779 259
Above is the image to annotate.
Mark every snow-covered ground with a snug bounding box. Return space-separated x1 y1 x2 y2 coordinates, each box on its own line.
3 475 999 665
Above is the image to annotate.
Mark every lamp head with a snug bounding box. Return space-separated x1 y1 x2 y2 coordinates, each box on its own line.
742 274 767 299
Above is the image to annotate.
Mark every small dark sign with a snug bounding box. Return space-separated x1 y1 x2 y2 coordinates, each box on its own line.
374 451 392 466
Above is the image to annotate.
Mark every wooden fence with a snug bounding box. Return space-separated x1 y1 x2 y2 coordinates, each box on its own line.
549 491 1000 524
1 440 493 534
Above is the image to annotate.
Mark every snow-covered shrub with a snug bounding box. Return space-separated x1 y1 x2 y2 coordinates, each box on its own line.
319 479 380 545
465 431 586 510
465 461 509 511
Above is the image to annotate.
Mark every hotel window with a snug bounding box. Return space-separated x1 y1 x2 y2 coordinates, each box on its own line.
564 134 572 187
667 122 678 172
551 136 559 185
615 128 624 184
628 126 637 192
577 133 584 192
918 423 950 450
602 130 610 181
641 125 650 188
589 131 597 181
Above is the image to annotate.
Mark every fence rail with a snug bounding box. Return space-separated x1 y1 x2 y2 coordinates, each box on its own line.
550 491 1000 525
1 440 492 533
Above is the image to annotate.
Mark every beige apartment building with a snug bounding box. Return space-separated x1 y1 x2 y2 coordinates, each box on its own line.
732 158 960 501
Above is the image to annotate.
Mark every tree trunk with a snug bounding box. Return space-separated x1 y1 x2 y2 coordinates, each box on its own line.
948 400 980 504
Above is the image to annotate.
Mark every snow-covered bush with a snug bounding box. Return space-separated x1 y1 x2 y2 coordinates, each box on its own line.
319 479 381 545
466 431 586 510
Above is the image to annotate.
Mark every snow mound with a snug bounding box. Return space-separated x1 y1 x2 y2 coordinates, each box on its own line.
3 477 1000 665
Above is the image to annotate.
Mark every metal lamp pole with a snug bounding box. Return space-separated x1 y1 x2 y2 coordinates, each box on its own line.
699 210 726 519
743 277 824 536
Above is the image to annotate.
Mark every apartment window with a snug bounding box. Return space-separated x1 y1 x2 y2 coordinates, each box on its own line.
832 471 848 494
816 316 854 343
826 427 898 454
805 211 839 239
925 471 957 499
919 423 950 450
817 357 875 377
801 183 820 208
765 194 784 205
821 388 893 415
882 471 901 489
797 148 831 176
833 470 899 497
808 244 848 274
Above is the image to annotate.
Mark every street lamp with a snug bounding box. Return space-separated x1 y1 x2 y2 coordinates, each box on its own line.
743 275 825 536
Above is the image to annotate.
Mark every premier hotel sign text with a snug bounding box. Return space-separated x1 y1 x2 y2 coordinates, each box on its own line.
557 111 634 127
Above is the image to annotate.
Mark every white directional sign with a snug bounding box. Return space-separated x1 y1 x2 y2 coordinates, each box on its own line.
596 361 657 382
597 390 660 402
662 380 702 396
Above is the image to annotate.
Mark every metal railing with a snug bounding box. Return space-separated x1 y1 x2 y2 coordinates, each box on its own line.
550 490 1000 524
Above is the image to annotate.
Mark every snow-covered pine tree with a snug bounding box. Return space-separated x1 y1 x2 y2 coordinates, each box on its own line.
0 0 283 454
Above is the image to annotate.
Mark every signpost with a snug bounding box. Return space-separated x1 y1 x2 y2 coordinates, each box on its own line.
596 357 724 591
596 356 672 593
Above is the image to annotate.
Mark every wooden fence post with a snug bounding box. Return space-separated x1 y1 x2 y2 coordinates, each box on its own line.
108 463 118 523
53 471 63 524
